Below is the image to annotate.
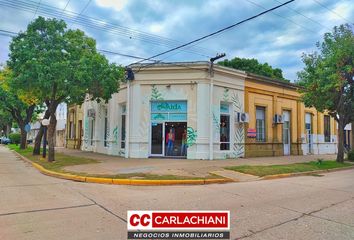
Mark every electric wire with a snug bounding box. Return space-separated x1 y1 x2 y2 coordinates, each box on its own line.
69 0 91 28
31 0 41 20
60 0 71 18
273 0 332 31
244 0 317 34
0 0 213 58
131 0 295 72
0 29 158 63
312 0 352 23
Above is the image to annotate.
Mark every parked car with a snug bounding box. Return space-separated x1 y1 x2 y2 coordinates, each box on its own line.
0 136 11 145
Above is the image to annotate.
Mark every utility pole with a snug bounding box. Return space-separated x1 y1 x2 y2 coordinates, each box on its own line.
209 53 226 160
209 53 226 77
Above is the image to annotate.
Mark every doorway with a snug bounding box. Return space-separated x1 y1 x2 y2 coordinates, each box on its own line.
305 113 313 154
283 111 291 155
165 122 187 157
150 121 187 157
78 120 82 149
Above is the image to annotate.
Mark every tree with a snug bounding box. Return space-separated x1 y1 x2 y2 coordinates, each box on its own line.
218 57 288 81
297 24 354 162
0 67 37 149
8 17 124 161
0 109 13 136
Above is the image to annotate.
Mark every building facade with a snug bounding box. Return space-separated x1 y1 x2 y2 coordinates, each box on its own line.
66 104 84 149
79 62 338 159
245 73 337 157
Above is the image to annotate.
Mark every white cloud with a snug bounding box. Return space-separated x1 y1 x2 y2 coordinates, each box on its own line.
149 24 164 34
95 0 128 12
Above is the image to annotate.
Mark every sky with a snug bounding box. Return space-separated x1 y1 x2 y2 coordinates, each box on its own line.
0 0 353 81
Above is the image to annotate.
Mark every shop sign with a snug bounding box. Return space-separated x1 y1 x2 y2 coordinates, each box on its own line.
151 113 168 121
151 101 187 113
220 103 229 113
169 113 187 121
247 128 256 138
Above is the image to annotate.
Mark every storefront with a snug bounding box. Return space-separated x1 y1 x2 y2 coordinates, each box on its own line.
81 62 246 159
79 62 337 159
150 101 188 158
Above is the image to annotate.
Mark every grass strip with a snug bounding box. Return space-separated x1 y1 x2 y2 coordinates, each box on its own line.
8 144 219 180
225 160 352 177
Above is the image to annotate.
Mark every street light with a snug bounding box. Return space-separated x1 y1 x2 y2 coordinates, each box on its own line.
41 119 50 159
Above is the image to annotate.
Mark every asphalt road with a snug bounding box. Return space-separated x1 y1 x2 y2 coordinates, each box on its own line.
0 145 354 240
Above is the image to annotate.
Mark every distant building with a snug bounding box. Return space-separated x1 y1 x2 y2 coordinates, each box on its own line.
27 103 67 147
65 104 84 149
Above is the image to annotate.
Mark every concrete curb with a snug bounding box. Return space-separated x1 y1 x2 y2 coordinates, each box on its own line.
261 165 354 180
12 151 233 186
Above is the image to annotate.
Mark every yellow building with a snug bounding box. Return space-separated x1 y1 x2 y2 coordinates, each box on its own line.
244 73 337 157
66 104 84 149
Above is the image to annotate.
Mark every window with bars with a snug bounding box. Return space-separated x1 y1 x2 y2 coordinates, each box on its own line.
220 103 230 150
90 118 95 146
121 104 126 149
256 107 266 142
104 108 108 147
324 115 331 142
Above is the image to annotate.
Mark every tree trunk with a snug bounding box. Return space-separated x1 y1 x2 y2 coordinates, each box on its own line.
47 114 57 162
33 126 44 155
47 100 59 162
33 109 50 155
337 120 345 163
351 122 354 150
19 127 27 149
33 107 50 155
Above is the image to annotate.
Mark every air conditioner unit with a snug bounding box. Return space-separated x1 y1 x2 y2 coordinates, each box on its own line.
274 114 284 124
236 112 249 123
87 109 96 118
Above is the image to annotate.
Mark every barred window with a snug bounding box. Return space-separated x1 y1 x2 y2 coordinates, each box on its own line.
104 108 108 147
324 115 331 142
256 107 266 142
121 104 126 149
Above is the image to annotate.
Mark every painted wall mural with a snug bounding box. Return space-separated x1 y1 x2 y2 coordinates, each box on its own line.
151 85 164 100
187 127 197 147
83 117 89 149
112 126 118 145
232 92 245 158
223 87 229 102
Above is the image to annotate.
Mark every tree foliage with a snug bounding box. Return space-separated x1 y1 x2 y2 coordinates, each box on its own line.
297 24 354 162
7 17 124 161
218 57 287 81
0 67 38 148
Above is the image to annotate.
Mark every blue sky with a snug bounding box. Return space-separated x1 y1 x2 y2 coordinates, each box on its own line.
0 0 353 81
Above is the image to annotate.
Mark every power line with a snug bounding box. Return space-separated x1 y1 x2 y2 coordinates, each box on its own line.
244 0 317 34
0 28 211 76
131 0 295 71
60 0 71 18
312 0 352 23
31 0 41 20
273 0 331 31
69 0 91 28
0 29 158 62
0 0 213 58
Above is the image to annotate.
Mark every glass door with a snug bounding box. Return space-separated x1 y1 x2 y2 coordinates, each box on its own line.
305 113 313 154
151 122 164 156
283 111 290 155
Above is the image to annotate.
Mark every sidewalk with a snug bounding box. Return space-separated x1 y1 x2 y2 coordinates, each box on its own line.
56 148 336 178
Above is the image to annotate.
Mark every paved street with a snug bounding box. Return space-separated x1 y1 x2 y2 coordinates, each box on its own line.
1 145 354 240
